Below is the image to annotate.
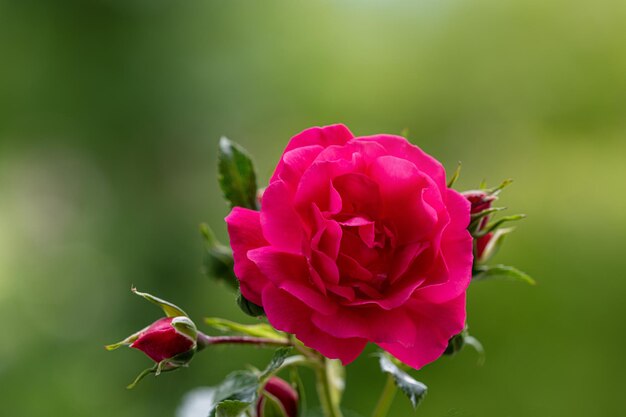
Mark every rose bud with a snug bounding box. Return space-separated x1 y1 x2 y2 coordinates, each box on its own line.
106 288 198 388
256 377 299 417
129 316 197 363
463 191 497 261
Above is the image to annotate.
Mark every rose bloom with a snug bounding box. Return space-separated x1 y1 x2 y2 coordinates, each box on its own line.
226 124 473 369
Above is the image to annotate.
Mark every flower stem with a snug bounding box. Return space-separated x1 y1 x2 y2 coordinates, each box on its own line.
196 332 291 351
315 358 344 417
371 374 397 417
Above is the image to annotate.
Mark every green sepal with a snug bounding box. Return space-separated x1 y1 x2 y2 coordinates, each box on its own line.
473 264 536 285
218 137 259 210
200 223 238 290
473 214 526 238
105 326 146 351
290 368 306 417
260 392 289 417
443 328 485 365
204 317 285 340
476 227 514 264
126 366 156 389
237 293 266 317
131 287 188 318
171 316 199 343
325 359 345 407
469 206 506 231
447 162 462 188
378 353 427 409
444 330 466 356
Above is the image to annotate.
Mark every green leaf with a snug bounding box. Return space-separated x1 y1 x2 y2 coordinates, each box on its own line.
260 347 293 380
200 223 238 290
473 264 536 285
208 371 259 417
378 353 427 409
218 137 258 210
214 400 251 417
132 287 188 317
237 293 266 317
204 317 284 340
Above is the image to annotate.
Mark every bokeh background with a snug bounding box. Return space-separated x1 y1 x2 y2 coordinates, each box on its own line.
1 0 625 416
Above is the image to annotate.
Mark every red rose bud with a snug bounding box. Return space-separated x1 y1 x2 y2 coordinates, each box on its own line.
130 317 196 363
464 191 497 261
106 288 198 388
256 377 299 417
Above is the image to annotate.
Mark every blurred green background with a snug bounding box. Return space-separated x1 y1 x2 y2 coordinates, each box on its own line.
1 0 625 416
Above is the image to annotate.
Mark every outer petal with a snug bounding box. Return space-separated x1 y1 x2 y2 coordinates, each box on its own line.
378 293 466 369
311 305 417 346
415 189 473 303
248 247 337 315
260 181 305 253
225 207 270 305
270 124 354 183
361 134 447 191
262 285 367 364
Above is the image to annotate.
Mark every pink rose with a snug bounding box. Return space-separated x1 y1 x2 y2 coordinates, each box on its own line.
226 124 473 369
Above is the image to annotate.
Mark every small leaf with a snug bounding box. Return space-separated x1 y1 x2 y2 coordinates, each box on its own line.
204 317 284 339
260 347 293 380
218 137 258 210
473 264 536 285
208 371 260 417
132 287 188 318
214 400 251 417
200 223 238 290
237 293 266 317
378 353 427 409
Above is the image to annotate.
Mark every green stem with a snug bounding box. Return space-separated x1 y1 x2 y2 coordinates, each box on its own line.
371 373 397 417
316 358 343 417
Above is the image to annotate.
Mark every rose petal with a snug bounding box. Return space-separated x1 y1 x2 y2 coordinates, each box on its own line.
262 285 367 364
368 155 440 245
378 293 466 369
312 305 417 346
415 189 473 303
261 181 305 253
248 247 337 315
361 134 447 191
225 207 270 305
